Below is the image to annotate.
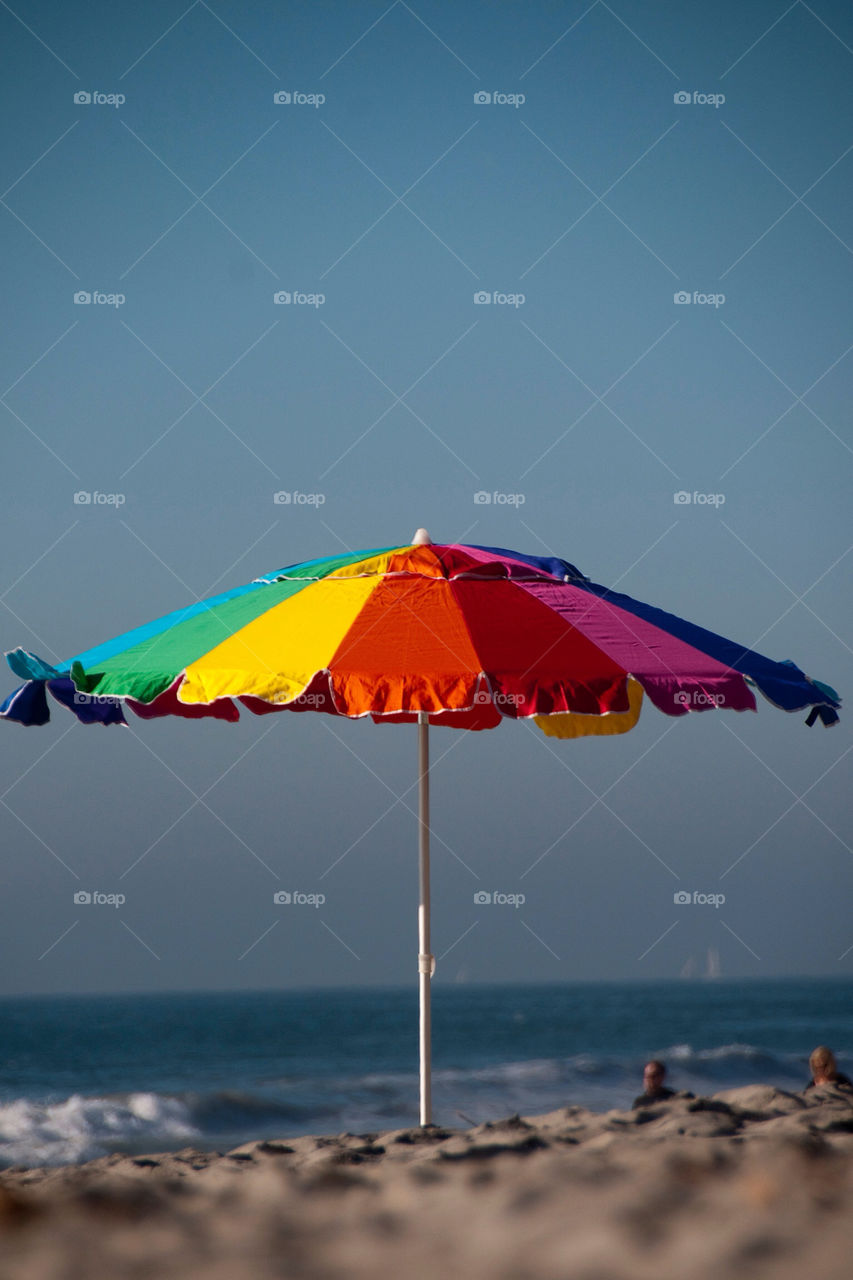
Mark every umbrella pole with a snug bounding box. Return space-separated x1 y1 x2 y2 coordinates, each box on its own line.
417 711 434 1126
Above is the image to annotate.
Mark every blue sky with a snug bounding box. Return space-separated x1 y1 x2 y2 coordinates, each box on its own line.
1 0 851 995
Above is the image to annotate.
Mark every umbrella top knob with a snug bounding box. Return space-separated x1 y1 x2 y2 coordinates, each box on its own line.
412 528 432 546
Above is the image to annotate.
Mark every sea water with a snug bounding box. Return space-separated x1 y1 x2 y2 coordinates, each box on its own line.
0 977 850 1167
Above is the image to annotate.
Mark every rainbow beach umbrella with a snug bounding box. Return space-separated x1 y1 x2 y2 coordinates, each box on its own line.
2 530 840 1123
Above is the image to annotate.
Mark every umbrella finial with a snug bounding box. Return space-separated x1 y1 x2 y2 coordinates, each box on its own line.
412 528 431 546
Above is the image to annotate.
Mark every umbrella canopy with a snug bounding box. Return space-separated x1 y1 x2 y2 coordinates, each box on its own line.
1 533 840 732
2 532 840 1125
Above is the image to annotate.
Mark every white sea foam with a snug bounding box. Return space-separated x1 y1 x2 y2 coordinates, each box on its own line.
0 1092 199 1168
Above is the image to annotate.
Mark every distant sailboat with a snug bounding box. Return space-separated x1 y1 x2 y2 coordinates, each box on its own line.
679 949 721 979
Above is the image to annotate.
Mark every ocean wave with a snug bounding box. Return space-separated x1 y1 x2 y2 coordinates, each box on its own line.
0 1092 199 1169
186 1090 339 1128
666 1043 778 1063
657 1044 806 1080
0 1043 819 1168
296 1043 813 1104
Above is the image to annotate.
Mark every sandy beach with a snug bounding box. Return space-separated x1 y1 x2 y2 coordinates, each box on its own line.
1 1083 851 1279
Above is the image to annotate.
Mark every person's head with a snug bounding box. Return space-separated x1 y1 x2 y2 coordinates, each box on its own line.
809 1046 838 1083
643 1060 667 1092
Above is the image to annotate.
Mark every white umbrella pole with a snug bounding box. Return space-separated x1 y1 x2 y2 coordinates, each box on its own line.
417 711 434 1126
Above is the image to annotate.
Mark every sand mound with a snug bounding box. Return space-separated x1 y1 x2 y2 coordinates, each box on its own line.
1 1091 852 1279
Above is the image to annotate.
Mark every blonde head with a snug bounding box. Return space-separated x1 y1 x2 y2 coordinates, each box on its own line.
809 1046 837 1080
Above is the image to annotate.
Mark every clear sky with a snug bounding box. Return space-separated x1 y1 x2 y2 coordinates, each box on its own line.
1 0 851 996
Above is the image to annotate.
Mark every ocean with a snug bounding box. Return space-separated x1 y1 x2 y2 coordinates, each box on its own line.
1 977 850 1169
